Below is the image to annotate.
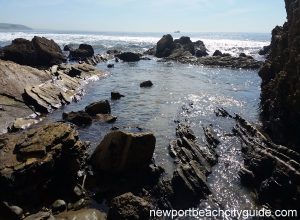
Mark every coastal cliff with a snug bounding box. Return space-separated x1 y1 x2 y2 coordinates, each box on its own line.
259 0 300 148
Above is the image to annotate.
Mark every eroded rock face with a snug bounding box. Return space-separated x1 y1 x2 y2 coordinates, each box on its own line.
232 115 300 211
2 37 66 67
0 123 87 206
108 192 152 220
91 131 156 173
259 0 300 147
168 123 218 209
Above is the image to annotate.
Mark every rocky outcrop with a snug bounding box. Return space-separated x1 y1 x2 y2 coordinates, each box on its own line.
232 115 300 211
155 34 175 58
24 63 104 113
194 40 209 57
168 123 218 208
168 55 262 69
91 131 156 173
108 192 152 220
0 123 87 208
56 209 106 220
2 37 66 67
115 52 141 62
258 0 300 147
69 44 94 61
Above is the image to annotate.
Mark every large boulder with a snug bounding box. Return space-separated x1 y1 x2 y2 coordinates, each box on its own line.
0 123 87 205
108 193 152 220
32 36 66 66
91 130 156 173
116 52 141 62
69 44 94 61
85 100 111 116
2 37 66 67
56 209 106 220
155 34 175 58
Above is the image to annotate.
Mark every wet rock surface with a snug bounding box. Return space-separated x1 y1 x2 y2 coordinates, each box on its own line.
85 100 111 116
259 0 300 147
115 52 141 62
62 111 93 126
69 44 94 61
111 91 125 100
0 122 87 210
232 114 300 211
168 123 218 208
2 36 66 67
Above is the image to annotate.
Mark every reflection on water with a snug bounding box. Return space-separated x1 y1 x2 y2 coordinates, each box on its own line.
45 59 261 213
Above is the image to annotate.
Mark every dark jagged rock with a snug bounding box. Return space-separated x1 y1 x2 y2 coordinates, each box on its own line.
168 123 218 208
258 0 300 147
111 91 125 100
213 50 223 56
0 202 23 220
91 130 156 173
63 44 75 52
155 34 175 58
62 111 93 126
258 45 271 56
108 192 152 220
85 100 111 116
140 80 153 88
69 44 94 61
174 36 195 55
194 40 209 57
2 37 66 67
115 52 141 62
0 123 87 208
232 114 300 211
107 64 114 68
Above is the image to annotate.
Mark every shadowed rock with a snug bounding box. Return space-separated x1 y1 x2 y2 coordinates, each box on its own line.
85 100 111 116
91 130 156 173
62 111 93 126
69 44 94 61
116 52 141 62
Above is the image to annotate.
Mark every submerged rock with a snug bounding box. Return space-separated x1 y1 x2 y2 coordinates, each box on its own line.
107 64 114 68
62 111 93 126
111 91 125 100
95 114 117 123
2 36 66 67
108 192 152 220
91 130 156 173
140 80 153 88
85 100 111 116
116 52 141 62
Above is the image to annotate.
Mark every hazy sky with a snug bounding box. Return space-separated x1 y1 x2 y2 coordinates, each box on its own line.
0 0 286 33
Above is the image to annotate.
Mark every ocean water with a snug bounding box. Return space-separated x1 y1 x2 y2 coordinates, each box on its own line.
0 31 268 218
0 30 270 59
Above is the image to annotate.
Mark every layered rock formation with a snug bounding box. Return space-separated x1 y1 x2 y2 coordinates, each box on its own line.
259 0 300 147
0 123 87 208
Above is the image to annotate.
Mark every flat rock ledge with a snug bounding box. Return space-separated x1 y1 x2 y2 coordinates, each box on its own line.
0 60 105 133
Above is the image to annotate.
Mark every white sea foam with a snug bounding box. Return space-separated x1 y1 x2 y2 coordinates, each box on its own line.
0 31 269 57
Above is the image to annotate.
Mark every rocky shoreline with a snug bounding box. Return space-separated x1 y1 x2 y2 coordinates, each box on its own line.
0 1 299 218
